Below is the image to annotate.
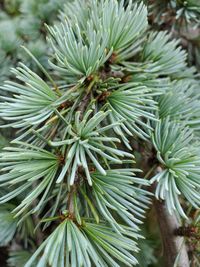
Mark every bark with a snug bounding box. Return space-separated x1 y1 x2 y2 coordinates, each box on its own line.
153 198 190 267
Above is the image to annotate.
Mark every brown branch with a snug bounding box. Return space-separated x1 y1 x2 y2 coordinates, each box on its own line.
140 155 190 267
78 91 91 120
151 180 190 267
132 137 190 267
67 187 76 218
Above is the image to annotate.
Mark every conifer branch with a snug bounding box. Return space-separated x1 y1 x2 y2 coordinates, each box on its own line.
0 1 200 266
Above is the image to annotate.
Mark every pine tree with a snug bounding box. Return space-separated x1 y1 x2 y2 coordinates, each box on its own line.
0 0 200 266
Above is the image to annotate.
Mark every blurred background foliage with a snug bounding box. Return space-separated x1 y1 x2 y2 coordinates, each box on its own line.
0 0 200 266
0 0 66 85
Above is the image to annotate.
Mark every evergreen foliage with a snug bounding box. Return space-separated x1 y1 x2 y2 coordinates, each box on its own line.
0 0 200 266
